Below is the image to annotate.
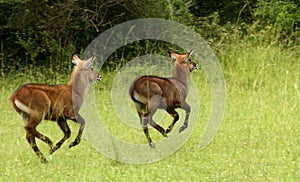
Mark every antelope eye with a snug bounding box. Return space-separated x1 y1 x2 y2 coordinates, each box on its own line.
91 67 94 71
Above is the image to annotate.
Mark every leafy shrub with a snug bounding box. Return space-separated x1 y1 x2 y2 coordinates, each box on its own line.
252 0 300 44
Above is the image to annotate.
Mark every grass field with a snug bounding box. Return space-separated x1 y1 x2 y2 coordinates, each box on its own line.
0 43 299 181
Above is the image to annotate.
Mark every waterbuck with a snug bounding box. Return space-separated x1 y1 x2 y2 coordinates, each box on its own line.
129 50 198 148
10 55 101 163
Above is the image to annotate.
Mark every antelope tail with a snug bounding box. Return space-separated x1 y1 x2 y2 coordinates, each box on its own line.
14 99 33 114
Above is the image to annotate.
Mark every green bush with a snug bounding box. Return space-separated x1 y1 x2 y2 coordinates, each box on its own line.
0 0 299 76
252 0 300 45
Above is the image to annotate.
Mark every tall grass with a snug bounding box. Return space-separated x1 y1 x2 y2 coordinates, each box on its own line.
0 38 299 181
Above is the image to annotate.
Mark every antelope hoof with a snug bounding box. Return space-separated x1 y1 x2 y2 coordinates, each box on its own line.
166 126 172 134
49 146 58 155
149 142 156 148
40 157 48 164
68 142 77 148
69 138 80 148
179 123 188 133
49 147 55 155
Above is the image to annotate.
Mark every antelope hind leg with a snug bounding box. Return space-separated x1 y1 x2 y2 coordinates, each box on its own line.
26 132 48 163
141 117 155 148
148 95 167 137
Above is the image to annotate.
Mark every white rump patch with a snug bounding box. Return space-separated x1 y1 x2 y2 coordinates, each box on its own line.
133 91 147 104
15 100 32 114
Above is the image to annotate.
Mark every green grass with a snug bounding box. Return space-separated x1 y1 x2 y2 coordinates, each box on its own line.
0 42 299 181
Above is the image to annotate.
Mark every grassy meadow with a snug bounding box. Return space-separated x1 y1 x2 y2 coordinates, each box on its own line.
0 41 299 181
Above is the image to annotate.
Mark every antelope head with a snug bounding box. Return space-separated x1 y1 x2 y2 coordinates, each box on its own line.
168 49 198 72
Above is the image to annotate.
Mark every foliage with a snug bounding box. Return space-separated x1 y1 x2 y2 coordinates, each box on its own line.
1 0 131 70
251 0 300 44
0 0 299 75
189 0 257 25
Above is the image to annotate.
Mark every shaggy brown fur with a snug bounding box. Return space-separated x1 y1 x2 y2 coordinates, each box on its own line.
129 50 198 147
10 55 101 163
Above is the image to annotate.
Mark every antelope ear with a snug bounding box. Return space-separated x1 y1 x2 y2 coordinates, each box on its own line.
183 55 189 62
72 55 80 65
84 55 96 69
183 49 193 62
168 50 177 60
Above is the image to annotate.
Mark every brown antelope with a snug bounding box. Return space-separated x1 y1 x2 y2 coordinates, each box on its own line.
10 55 101 163
129 50 198 148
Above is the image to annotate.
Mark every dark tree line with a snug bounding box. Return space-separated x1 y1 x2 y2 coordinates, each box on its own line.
0 0 299 73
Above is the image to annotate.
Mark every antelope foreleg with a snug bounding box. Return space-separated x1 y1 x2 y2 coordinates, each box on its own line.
166 109 179 134
50 119 71 154
69 114 85 148
179 103 190 133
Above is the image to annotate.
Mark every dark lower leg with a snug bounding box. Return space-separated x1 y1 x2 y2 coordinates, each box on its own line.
25 123 53 148
69 115 85 148
143 126 155 148
166 109 179 134
68 127 83 148
149 119 167 137
50 120 71 154
26 132 47 163
179 112 189 132
141 119 155 148
179 103 190 133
